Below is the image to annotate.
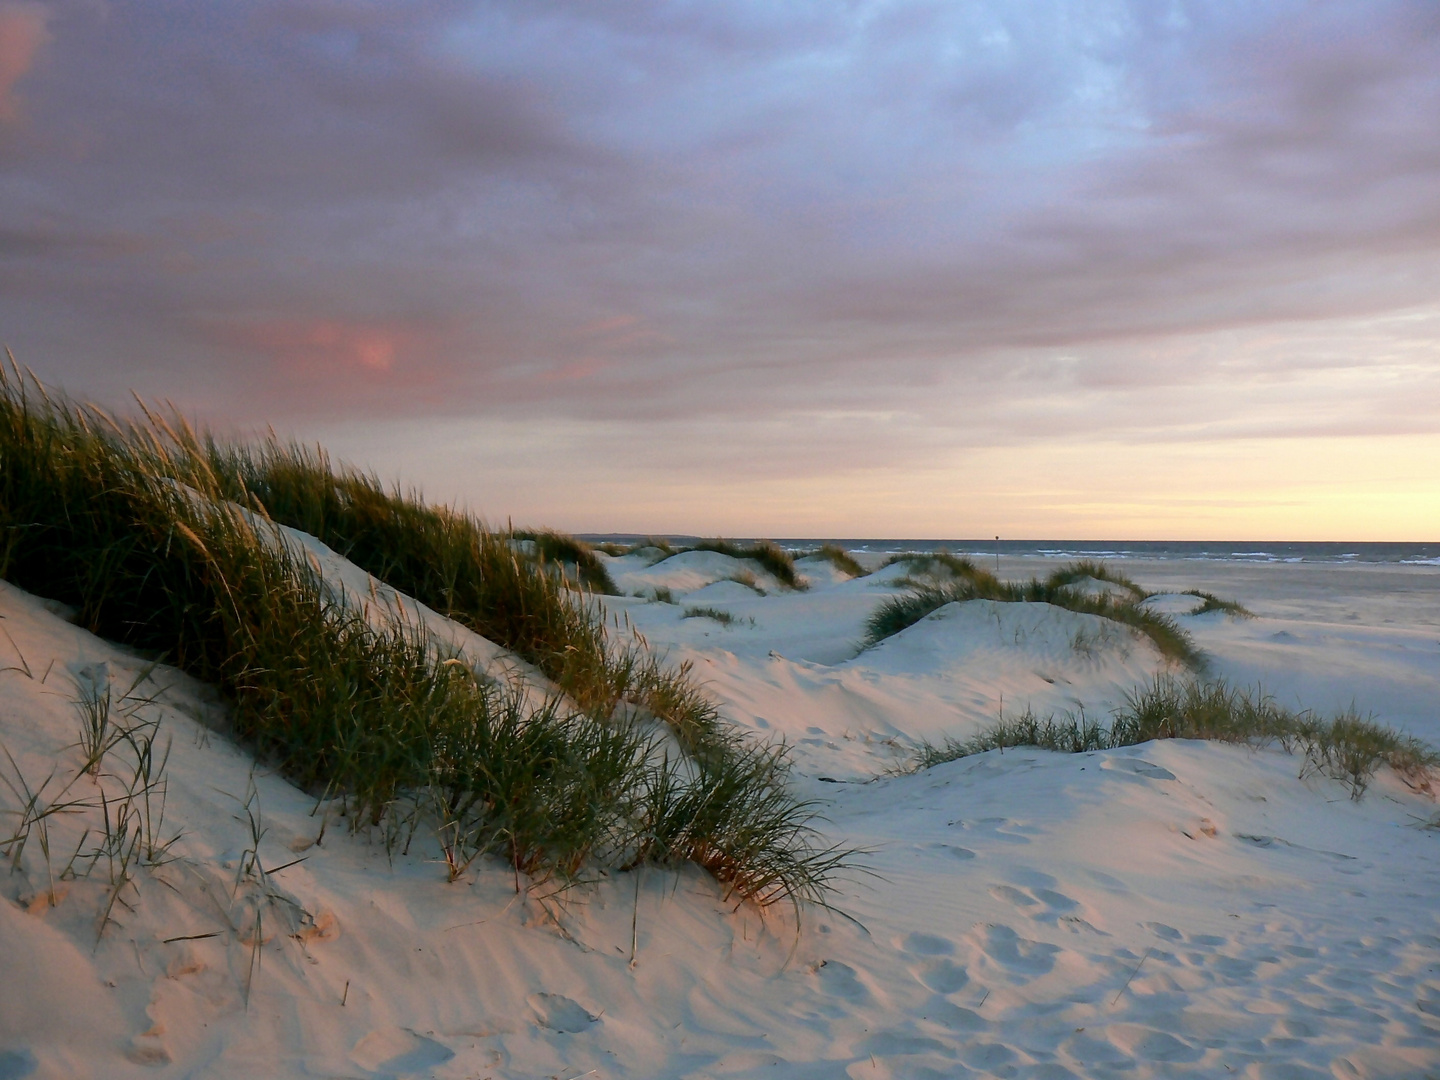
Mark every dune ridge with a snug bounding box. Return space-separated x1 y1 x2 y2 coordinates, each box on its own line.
2 378 1438 1078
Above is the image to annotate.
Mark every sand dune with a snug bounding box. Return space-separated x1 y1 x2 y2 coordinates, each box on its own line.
1 543 1437 1078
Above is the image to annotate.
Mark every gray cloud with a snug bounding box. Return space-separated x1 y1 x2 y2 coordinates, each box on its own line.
1 0 1438 488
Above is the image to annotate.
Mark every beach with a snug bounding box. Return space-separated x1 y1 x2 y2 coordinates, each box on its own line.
7 3 1440 1075
2 536 1437 1079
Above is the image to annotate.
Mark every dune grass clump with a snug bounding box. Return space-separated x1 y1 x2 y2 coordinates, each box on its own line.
867 553 1005 638
683 606 736 626
801 544 866 579
1107 676 1294 745
908 675 1438 800
1043 559 1146 600
634 740 850 907
0 365 845 906
1181 589 1254 617
0 371 624 839
639 537 807 590
883 551 996 585
203 438 735 761
513 529 619 596
864 586 966 643
864 558 1204 671
686 538 807 591
910 710 1111 768
724 569 766 595
2 677 186 934
1284 709 1436 799
1058 595 1201 669
625 538 676 564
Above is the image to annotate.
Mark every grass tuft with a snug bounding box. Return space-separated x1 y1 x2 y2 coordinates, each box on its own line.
883 551 994 585
1182 589 1254 617
801 544 866 579
633 742 849 910
683 606 736 627
0 364 845 906
513 528 619 595
685 539 807 591
200 437 738 762
907 675 1439 800
724 570 766 595
628 538 675 561
1043 560 1146 600
864 560 1205 670
74 665 115 776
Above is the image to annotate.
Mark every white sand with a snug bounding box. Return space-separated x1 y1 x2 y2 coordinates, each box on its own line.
2 545 1437 1078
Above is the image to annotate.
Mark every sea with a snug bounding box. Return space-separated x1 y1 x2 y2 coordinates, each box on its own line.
580 538 1440 566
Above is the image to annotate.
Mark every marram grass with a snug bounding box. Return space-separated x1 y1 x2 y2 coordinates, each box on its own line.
1183 589 1254 617
802 544 866 579
513 528 619 596
683 606 736 626
680 538 808 591
866 556 1207 670
0 364 845 906
907 675 1437 800
203 436 734 762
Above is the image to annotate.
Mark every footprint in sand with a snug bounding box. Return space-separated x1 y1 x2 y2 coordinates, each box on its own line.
989 882 1090 934
1270 1016 1321 1040
914 957 969 994
920 999 987 1032
1211 955 1259 979
931 842 976 860
1062 1030 1132 1067
1084 869 1130 894
811 959 873 1004
854 1030 951 1058
899 931 955 956
1106 1023 1205 1064
896 932 977 998
350 1028 455 1075
973 924 1061 977
958 1040 1016 1071
989 884 1039 908
1033 888 1078 911
0 1049 35 1080
950 816 1037 845
990 883 1078 913
1100 757 1177 781
528 993 600 1033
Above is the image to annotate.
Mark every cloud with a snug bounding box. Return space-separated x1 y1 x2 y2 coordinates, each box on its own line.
0 1 48 122
225 318 402 373
1 1 1438 533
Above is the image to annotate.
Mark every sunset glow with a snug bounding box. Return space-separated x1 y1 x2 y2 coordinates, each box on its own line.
2 2 1437 537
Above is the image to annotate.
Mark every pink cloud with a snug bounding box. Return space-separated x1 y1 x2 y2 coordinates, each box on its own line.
0 2 48 123
577 315 638 335
571 313 674 354
227 318 407 375
539 355 605 384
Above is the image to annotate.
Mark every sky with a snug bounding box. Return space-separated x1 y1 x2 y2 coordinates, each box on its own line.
1 1 1438 539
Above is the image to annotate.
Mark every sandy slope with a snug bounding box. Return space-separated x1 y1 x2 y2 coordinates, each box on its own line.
1 546 1437 1079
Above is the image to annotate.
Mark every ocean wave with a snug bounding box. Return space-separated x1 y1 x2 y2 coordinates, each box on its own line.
613 537 1440 567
